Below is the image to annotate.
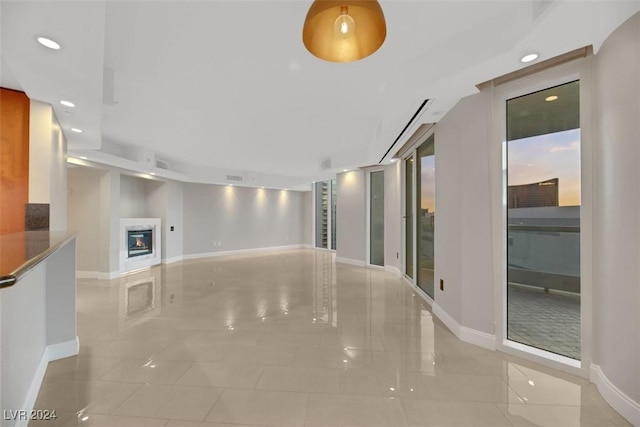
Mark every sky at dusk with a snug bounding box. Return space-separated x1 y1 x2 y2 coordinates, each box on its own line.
416 127 580 211
508 128 581 206
420 155 435 211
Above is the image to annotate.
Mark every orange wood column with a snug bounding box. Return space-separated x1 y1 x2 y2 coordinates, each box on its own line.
0 88 30 235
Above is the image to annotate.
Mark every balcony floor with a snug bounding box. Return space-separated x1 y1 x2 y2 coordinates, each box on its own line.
508 283 581 360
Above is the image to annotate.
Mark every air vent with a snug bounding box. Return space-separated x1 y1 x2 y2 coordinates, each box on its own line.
226 175 243 182
156 160 169 170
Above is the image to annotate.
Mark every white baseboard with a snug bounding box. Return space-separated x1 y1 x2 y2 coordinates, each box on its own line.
432 303 496 350
76 270 99 279
162 255 184 265
98 271 120 280
335 257 366 267
590 363 640 426
47 337 80 361
312 247 336 253
432 302 461 336
16 337 80 427
460 326 496 351
183 244 306 261
78 271 120 280
384 265 402 277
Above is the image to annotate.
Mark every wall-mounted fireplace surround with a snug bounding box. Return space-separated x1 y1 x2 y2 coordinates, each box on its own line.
120 218 162 274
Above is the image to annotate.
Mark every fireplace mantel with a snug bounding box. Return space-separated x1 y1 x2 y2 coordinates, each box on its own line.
120 218 161 274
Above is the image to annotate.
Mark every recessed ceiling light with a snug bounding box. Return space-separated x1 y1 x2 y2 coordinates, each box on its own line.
60 100 75 107
79 156 88 160
37 36 61 50
520 53 538 63
343 169 348 172
71 128 83 133
150 172 156 176
545 95 558 102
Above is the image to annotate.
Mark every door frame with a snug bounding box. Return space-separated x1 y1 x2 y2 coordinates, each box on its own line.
490 57 593 375
366 167 386 268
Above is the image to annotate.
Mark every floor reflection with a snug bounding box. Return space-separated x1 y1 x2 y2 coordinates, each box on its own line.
29 249 630 426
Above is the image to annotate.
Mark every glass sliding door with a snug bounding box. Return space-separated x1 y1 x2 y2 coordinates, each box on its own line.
370 170 385 266
416 135 435 297
506 80 581 360
405 157 414 278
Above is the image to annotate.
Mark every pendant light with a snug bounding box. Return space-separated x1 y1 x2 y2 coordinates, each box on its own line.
302 0 386 63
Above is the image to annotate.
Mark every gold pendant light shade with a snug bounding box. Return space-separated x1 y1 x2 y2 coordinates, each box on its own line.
302 0 386 63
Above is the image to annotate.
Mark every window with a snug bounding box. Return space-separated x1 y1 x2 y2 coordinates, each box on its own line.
506 80 581 360
416 135 435 297
370 170 385 266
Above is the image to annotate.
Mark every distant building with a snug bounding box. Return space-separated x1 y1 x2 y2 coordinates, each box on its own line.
508 178 559 208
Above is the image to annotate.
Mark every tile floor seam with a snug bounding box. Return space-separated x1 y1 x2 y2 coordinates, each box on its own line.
100 381 146 416
170 360 197 384
200 386 226 424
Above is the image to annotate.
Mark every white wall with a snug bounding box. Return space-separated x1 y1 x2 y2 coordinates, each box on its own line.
182 184 305 255
28 101 67 231
592 11 640 406
68 167 104 272
435 90 495 334
336 170 366 263
1 261 46 422
49 120 67 231
119 174 149 218
146 179 184 262
28 101 52 204
100 169 120 276
432 99 464 322
302 190 312 246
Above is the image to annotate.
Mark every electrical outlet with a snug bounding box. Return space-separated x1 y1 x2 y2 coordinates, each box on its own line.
396 252 399 259
440 279 444 291
170 226 174 231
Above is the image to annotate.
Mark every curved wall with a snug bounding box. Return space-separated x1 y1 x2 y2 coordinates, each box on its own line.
592 11 640 416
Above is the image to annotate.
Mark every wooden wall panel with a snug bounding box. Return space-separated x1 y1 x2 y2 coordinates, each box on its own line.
0 88 30 235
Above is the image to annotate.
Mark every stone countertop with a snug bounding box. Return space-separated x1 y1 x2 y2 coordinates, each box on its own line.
0 231 74 285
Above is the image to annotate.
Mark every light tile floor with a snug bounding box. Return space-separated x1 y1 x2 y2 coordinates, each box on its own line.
30 249 629 426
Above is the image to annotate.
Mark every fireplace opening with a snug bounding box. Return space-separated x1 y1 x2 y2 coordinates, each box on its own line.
127 229 153 258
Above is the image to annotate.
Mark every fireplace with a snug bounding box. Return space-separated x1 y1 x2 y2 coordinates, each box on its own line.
128 229 153 258
120 218 162 274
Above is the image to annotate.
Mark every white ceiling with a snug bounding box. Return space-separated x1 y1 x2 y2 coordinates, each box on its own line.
2 0 639 189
